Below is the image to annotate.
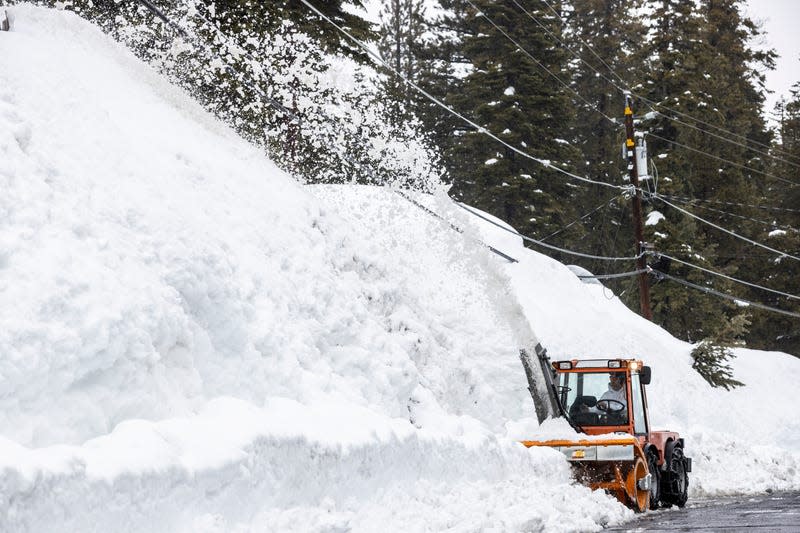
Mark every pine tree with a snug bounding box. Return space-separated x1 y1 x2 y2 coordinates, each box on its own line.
641 0 774 345
402 0 473 186
691 313 748 389
378 0 427 125
210 0 375 64
747 82 800 356
443 0 581 242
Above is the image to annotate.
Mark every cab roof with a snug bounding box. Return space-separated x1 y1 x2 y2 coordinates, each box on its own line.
551 359 645 371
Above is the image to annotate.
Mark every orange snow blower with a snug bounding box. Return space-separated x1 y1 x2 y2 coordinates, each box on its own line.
519 345 691 512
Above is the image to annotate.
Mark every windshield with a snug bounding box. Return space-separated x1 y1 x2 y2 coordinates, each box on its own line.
556 371 629 427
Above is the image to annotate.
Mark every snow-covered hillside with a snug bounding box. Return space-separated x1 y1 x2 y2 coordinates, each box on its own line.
0 5 798 532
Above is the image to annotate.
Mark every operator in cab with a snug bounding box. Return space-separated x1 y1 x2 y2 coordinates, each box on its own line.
577 372 628 419
599 372 627 409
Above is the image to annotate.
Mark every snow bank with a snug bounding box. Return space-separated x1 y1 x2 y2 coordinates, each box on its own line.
0 4 526 449
0 396 628 532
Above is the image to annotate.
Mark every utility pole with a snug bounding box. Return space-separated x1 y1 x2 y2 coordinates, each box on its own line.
623 91 652 320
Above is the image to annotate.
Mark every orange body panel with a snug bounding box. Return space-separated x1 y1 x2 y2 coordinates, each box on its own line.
521 437 637 448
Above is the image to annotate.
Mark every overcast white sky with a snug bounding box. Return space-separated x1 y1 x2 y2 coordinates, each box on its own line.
744 0 800 122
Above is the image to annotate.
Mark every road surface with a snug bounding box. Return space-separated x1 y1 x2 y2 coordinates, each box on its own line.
606 491 800 532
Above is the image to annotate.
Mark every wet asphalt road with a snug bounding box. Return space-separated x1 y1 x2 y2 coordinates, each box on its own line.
605 491 800 532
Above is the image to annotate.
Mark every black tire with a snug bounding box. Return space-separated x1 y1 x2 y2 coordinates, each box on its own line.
647 450 661 510
672 447 689 508
662 444 689 508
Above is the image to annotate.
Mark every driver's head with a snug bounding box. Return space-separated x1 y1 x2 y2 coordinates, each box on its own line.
609 373 625 390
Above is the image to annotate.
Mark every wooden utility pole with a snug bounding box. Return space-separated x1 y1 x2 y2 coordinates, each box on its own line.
623 91 652 320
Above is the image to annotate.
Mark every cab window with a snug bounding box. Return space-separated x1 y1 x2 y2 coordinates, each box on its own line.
631 373 648 435
557 371 629 427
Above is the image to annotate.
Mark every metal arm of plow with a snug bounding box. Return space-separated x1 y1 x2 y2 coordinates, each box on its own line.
520 345 584 433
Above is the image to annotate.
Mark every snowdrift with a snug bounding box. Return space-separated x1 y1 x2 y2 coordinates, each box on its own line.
0 5 798 532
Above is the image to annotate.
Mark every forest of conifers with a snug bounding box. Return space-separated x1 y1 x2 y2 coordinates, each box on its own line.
28 0 800 364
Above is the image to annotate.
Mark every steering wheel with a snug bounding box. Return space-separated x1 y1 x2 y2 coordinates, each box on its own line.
596 399 625 413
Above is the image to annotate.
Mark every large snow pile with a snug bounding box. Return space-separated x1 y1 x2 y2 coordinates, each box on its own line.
0 5 798 532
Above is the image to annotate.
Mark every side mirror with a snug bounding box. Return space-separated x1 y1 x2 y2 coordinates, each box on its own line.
640 366 652 385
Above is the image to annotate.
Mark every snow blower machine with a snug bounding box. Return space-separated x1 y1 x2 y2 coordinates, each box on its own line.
519 345 691 512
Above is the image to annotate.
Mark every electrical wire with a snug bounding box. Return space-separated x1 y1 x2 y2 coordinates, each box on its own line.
652 270 800 319
133 0 435 200
540 195 620 242
135 0 624 268
643 109 800 172
300 0 800 269
661 197 799 233
539 0 630 92
464 0 616 124
455 201 641 262
510 0 621 91
639 96 800 165
658 194 800 214
504 0 800 190
645 132 800 187
652 194 800 261
649 252 800 301
577 269 649 280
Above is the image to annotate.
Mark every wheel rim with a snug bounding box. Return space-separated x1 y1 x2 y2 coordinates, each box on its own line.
626 457 650 512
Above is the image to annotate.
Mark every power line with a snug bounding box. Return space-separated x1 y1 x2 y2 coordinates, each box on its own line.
650 252 800 302
511 0 622 92
643 109 800 172
136 0 629 267
505 0 800 189
652 194 800 261
639 96 800 165
314 0 800 268
653 270 800 319
455 199 800 317
645 133 800 186
464 0 616 124
297 0 628 194
658 194 800 214
541 195 620 242
577 269 648 280
539 0 630 91
645 132 800 187
455 202 640 262
467 0 800 236
660 197 799 233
